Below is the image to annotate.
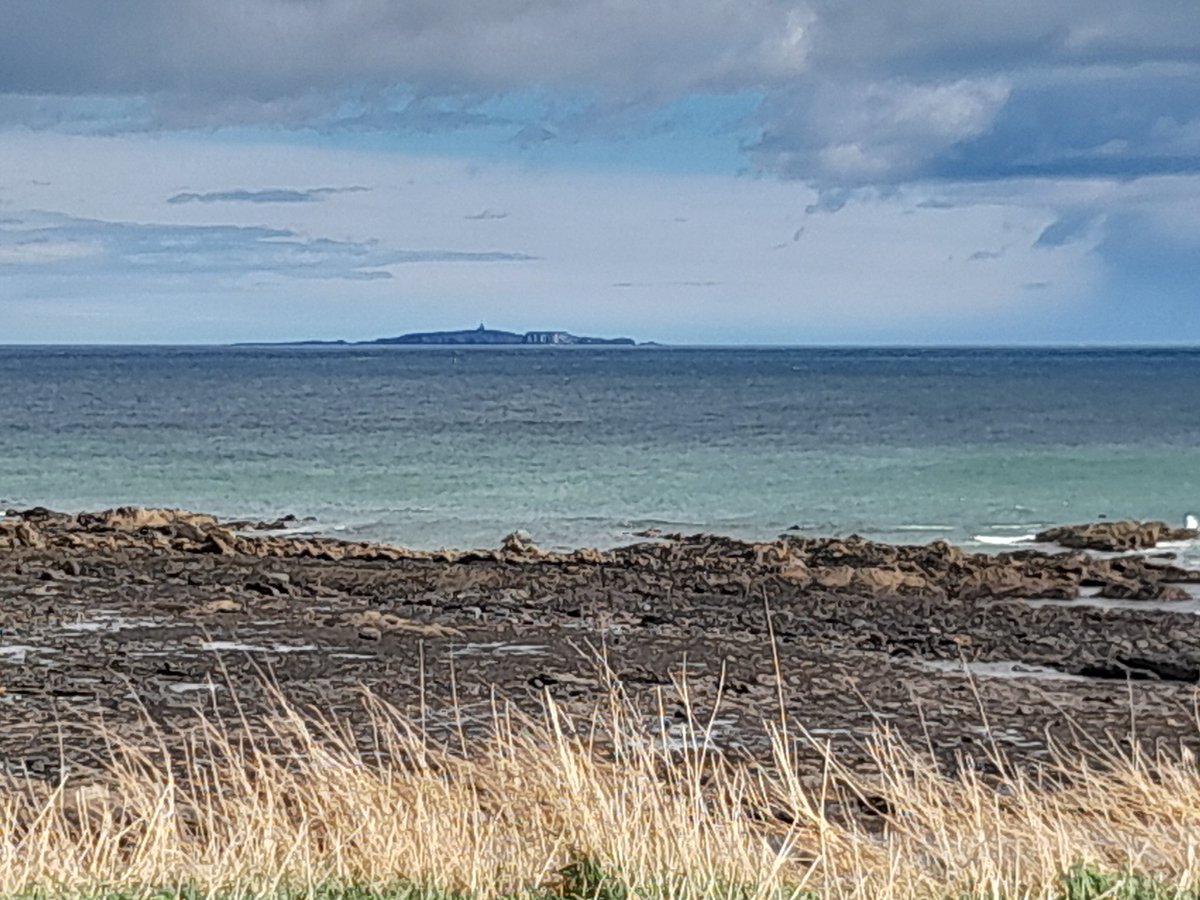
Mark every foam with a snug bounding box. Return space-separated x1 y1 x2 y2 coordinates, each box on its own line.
972 533 1036 546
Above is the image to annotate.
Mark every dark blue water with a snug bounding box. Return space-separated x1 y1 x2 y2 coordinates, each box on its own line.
2 346 1198 552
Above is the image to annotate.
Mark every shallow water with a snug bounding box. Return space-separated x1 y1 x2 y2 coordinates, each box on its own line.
920 659 1089 682
1024 595 1200 614
3 345 1199 555
199 640 317 654
450 642 548 658
167 682 224 694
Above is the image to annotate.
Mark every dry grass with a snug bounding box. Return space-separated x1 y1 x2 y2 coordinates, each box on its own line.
1 668 1199 900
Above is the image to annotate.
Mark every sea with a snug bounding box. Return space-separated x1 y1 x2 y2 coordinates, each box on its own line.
2 345 1199 562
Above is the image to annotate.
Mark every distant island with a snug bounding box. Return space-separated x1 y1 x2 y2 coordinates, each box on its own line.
245 325 644 347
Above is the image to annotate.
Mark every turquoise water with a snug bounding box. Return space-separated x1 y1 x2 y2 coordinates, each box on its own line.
2 346 1198 556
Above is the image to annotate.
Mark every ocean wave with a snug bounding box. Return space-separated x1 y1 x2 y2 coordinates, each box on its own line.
972 533 1036 546
1156 538 1199 549
246 525 324 538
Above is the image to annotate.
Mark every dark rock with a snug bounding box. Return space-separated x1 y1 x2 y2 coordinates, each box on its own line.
1036 520 1199 551
1097 580 1193 601
501 530 540 555
1076 658 1200 683
5 503 1200 785
78 506 219 533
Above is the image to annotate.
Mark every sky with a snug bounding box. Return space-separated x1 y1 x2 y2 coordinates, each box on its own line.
1 1 1198 344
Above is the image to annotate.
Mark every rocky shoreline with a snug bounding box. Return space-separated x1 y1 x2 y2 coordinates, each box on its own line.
2 507 1199 785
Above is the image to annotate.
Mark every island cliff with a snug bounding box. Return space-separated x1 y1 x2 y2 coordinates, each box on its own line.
375 325 636 345
255 324 640 346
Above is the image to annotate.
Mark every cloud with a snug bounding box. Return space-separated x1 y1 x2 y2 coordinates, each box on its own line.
612 280 721 288
465 209 509 220
754 76 1013 185
512 123 558 148
0 212 535 282
1034 211 1101 248
0 1 1197 193
923 65 1200 182
0 2 805 100
167 186 368 204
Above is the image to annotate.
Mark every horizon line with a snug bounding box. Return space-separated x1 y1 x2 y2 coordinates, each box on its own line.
5 341 1200 350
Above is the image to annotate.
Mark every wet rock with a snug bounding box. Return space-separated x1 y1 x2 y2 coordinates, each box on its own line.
225 514 302 531
200 529 239 555
170 520 211 543
244 573 294 597
13 506 72 525
8 521 45 549
957 568 1076 602
501 530 540 555
196 598 242 614
4 504 1200 783
1096 580 1193 601
1036 520 1199 551
77 506 219 533
1075 658 1200 683
345 610 462 638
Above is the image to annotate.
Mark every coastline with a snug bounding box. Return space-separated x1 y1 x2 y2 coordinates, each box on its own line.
7 344 1200 562
3 505 1199 775
4 506 1200 896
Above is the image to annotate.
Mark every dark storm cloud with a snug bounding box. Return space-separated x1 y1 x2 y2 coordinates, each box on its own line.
0 1 1197 188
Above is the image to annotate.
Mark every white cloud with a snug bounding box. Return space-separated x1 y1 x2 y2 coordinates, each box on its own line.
0 130 1119 343
0 208 535 283
1 0 1196 190
0 239 103 265
755 77 1012 183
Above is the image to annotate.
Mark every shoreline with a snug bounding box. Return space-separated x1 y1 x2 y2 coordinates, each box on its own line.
2 505 1200 779
5 502 1196 557
4 505 1200 895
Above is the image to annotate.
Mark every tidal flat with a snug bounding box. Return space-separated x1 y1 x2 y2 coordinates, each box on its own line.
3 507 1200 897
3 506 1200 777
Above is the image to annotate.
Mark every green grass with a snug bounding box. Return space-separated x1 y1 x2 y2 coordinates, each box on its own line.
12 866 1195 900
1059 866 1198 900
8 884 456 900
2 857 820 900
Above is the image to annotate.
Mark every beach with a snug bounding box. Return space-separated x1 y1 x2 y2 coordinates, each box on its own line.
6 347 1200 895
4 507 1200 896
4 506 1199 779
